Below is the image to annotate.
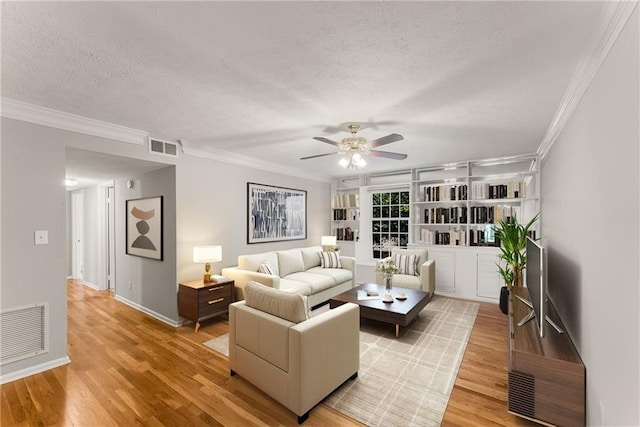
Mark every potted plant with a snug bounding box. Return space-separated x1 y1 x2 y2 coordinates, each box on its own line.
494 213 539 314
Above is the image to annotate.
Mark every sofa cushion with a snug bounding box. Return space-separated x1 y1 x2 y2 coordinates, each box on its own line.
244 281 309 323
319 251 342 268
389 274 421 290
258 261 277 275
394 253 418 276
285 272 336 293
239 252 279 275
279 278 312 296
300 246 323 270
306 266 352 285
277 249 305 277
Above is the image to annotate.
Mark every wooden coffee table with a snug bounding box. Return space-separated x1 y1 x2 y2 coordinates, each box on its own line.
329 283 430 337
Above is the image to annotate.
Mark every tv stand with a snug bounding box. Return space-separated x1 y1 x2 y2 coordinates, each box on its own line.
513 294 565 334
508 288 585 426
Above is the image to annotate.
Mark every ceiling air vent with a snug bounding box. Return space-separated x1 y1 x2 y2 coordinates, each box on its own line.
148 137 179 158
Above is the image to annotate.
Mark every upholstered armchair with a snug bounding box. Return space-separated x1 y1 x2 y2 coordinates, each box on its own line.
228 282 360 424
375 247 435 300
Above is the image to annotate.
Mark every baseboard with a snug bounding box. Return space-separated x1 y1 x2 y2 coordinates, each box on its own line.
0 356 71 385
82 280 101 291
114 295 181 327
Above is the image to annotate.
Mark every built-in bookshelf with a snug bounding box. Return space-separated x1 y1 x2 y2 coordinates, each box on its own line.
331 184 360 243
411 154 539 247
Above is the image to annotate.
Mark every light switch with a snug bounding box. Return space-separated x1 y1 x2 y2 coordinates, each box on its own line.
35 230 48 245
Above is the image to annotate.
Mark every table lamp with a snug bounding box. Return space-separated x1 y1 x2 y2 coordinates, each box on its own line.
321 235 337 251
193 245 222 283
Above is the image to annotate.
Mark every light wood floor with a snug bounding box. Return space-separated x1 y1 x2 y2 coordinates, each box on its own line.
1 280 534 426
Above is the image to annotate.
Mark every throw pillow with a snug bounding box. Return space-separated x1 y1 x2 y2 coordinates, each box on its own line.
319 251 342 269
258 260 277 275
395 253 418 276
244 281 309 323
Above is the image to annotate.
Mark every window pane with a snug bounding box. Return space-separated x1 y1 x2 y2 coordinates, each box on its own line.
373 193 381 205
400 192 410 204
400 205 410 217
381 193 391 205
373 206 381 218
381 221 389 232
390 221 399 232
381 206 390 218
372 221 381 232
400 234 408 247
400 220 409 232
390 192 399 204
390 206 399 218
371 190 410 260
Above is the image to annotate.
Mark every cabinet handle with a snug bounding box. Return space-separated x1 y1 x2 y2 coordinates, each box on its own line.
208 298 224 305
208 286 224 292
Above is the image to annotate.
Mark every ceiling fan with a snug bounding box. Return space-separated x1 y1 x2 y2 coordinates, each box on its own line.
300 124 406 169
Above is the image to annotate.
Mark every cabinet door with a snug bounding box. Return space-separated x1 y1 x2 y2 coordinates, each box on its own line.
430 250 456 294
477 253 503 298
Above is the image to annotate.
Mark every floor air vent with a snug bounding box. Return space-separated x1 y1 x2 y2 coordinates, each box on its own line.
149 137 179 158
1 303 49 365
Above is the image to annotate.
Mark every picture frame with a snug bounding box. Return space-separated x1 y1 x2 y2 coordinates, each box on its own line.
247 183 307 244
126 196 163 260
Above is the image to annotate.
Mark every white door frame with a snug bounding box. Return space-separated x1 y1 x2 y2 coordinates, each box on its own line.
71 191 84 280
106 185 116 291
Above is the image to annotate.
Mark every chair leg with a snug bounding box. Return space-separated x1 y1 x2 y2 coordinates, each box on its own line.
297 411 309 424
350 372 358 381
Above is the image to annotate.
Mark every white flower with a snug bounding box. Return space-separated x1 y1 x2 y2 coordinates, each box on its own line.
376 258 399 275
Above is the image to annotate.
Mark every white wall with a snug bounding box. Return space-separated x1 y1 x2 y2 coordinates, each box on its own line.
540 7 639 425
115 166 178 323
175 154 331 283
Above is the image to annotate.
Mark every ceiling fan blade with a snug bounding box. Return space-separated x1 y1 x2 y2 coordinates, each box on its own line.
369 150 408 160
313 136 341 146
300 152 337 160
368 133 404 148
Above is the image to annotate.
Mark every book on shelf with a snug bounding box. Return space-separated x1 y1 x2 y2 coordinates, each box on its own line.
332 193 360 208
422 184 468 202
420 228 466 246
471 180 527 200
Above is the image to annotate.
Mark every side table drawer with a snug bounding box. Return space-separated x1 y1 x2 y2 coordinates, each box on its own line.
198 283 232 316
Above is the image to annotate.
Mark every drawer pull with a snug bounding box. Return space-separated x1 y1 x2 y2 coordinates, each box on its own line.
208 286 224 292
208 298 224 305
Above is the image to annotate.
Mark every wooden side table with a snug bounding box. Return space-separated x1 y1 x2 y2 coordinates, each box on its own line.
178 278 234 333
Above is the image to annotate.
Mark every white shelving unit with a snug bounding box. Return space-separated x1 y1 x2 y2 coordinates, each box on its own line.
330 154 539 302
331 177 362 258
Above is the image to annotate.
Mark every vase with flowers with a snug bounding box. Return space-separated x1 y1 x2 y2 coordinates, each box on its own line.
376 258 399 291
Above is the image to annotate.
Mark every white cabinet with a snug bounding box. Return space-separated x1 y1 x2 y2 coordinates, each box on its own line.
476 251 503 299
414 244 503 302
428 248 456 294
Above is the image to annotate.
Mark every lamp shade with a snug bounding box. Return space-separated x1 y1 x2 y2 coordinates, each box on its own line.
321 235 337 246
193 245 222 263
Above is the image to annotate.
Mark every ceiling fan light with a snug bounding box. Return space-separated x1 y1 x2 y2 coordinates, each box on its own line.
339 157 350 168
354 156 367 169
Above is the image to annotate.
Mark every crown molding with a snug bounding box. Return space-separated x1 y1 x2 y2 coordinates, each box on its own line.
538 1 639 160
1 98 148 145
183 143 332 184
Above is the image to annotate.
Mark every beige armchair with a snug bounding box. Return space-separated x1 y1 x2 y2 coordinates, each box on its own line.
228 282 360 424
376 247 435 300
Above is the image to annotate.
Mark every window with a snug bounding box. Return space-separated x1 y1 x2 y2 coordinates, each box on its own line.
371 190 410 259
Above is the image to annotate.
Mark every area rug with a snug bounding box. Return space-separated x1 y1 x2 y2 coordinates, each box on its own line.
202 296 479 426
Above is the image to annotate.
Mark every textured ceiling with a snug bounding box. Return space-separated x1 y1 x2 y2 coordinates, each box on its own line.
1 1 604 179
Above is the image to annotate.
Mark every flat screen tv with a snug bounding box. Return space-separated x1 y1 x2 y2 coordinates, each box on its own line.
515 236 563 337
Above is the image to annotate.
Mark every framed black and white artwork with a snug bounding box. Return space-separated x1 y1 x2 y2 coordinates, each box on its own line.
247 183 307 244
126 196 163 260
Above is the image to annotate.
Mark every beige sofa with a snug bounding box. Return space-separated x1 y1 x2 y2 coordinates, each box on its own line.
221 246 355 307
375 247 436 300
229 282 360 423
